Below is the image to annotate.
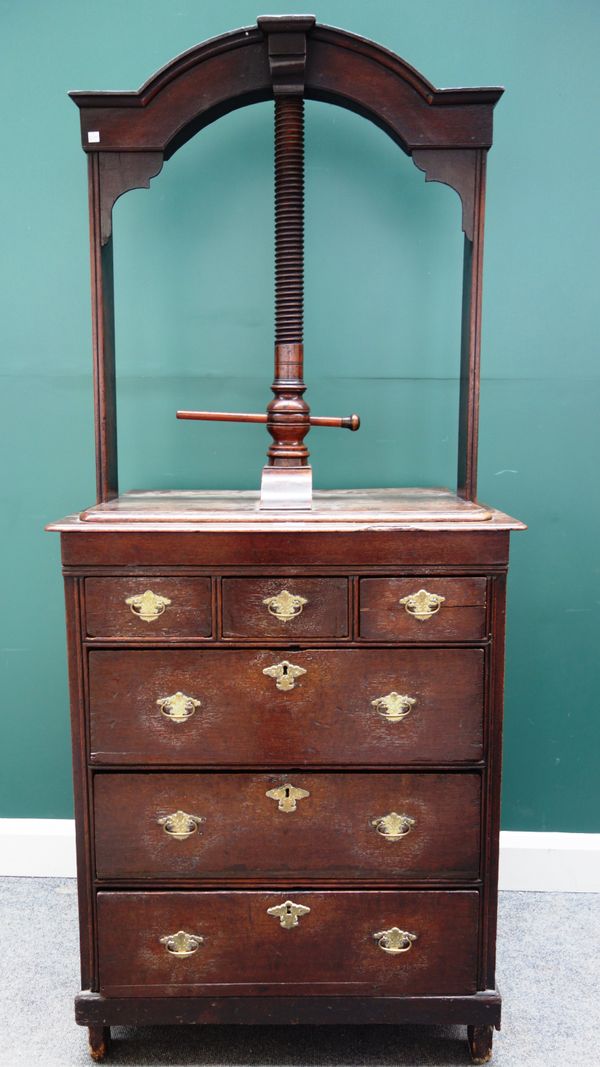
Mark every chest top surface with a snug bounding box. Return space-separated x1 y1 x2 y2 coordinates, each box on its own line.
48 488 524 534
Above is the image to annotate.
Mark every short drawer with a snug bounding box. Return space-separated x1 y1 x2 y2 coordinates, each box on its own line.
360 578 487 642
88 647 484 765
94 771 481 882
85 577 212 639
221 577 348 638
97 889 479 997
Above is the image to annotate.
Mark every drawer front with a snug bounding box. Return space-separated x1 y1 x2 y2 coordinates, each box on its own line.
221 577 348 638
94 772 481 882
97 889 479 997
88 648 484 765
360 578 487 642
85 577 212 639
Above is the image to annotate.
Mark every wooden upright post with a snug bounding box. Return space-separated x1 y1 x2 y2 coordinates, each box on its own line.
88 153 118 503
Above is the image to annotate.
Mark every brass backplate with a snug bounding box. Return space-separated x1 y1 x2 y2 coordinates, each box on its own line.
266 783 310 812
125 589 172 622
159 930 203 957
373 927 417 954
371 691 416 722
262 660 307 691
156 691 201 723
399 588 445 621
267 900 311 929
262 589 308 622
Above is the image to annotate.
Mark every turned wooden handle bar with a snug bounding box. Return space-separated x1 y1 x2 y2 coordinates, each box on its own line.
177 410 360 431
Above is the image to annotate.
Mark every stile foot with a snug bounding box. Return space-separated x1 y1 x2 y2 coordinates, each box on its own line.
467 1024 493 1064
88 1026 111 1061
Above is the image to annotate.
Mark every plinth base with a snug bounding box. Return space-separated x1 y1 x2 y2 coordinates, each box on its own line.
259 465 313 509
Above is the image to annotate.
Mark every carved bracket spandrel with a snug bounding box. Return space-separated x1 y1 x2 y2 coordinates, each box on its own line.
412 148 481 241
97 151 164 245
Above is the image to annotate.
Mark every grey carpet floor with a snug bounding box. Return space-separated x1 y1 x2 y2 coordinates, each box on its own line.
0 879 598 1067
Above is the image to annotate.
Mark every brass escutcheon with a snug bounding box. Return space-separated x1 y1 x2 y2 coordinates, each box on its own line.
262 660 307 691
159 930 203 957
125 589 172 622
373 927 417 954
156 691 201 723
371 812 416 841
262 589 308 622
371 692 417 723
157 810 204 840
266 783 310 813
267 900 311 929
399 588 445 621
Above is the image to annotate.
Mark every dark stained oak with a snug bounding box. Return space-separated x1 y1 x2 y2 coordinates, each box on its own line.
359 577 487 642
87 1026 111 1062
468 1024 495 1064
85 576 212 639
87 647 485 766
93 771 481 882
96 890 480 997
56 501 518 1059
76 990 502 1028
221 576 349 638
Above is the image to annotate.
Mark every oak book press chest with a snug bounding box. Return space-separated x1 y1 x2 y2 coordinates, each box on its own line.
48 15 524 1065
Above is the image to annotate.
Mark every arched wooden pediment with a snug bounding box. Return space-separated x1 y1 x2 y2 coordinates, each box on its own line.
71 17 502 242
71 19 501 157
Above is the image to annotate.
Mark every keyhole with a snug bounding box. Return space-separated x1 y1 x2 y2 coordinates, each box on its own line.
282 664 289 677
284 786 291 799
285 902 293 915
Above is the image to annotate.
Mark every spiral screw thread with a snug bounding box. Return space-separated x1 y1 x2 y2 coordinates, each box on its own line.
274 96 304 345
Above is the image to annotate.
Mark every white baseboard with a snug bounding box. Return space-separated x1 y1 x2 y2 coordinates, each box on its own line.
498 830 600 892
0 819 76 878
1 821 599 891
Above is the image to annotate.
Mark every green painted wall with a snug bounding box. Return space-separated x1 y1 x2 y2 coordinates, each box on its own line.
1 1 598 830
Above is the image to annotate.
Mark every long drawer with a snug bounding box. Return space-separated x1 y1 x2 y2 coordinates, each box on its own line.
97 890 480 997
94 771 481 882
88 648 484 765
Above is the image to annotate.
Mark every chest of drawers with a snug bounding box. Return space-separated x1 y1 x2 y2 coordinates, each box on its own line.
53 17 524 1061
49 489 523 1064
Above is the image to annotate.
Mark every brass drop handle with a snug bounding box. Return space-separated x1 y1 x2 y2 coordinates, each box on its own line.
262 589 308 622
156 691 201 723
125 589 172 622
399 588 445 621
373 927 417 954
157 810 205 840
371 692 416 723
159 930 203 957
371 812 415 841
262 660 306 691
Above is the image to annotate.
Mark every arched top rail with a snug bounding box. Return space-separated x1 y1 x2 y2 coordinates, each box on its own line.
70 17 502 159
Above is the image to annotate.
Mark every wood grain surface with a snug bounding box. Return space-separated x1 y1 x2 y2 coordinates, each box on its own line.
88 647 485 766
93 771 481 882
221 577 349 639
96 889 480 997
85 577 212 639
360 577 487 642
